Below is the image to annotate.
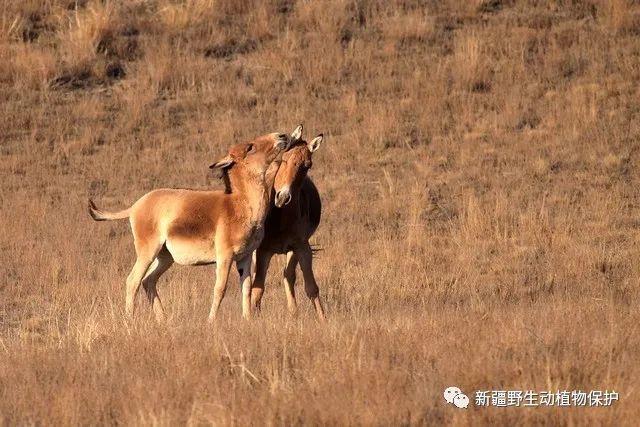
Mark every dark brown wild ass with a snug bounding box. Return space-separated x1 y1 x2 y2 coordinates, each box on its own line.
251 132 326 320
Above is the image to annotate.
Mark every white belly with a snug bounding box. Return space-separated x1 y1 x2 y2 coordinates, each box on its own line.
165 239 216 266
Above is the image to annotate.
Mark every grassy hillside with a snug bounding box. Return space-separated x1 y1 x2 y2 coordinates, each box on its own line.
1 0 640 424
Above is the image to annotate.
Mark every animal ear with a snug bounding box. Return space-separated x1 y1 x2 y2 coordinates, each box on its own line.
209 155 234 170
307 134 323 153
291 124 303 142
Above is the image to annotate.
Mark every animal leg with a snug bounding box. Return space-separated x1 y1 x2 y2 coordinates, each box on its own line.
141 247 173 323
208 256 233 322
283 250 298 315
250 250 257 280
296 243 325 321
251 249 273 311
237 255 253 320
125 250 158 319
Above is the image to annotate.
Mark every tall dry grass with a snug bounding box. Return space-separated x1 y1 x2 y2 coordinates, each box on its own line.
1 0 640 425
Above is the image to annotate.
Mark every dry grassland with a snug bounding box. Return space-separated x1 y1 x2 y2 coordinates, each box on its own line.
2 0 640 425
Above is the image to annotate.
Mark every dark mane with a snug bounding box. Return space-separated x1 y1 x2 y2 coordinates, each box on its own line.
218 167 233 194
220 167 233 194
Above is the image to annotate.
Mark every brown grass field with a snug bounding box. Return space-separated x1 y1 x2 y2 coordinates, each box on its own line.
1 0 640 425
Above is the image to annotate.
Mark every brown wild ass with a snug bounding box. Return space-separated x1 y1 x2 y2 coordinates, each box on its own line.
88 127 303 321
251 132 326 320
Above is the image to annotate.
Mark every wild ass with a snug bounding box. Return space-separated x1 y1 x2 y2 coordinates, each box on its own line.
251 132 326 320
88 127 303 321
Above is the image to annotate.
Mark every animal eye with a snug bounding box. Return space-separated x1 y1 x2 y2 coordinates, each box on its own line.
246 144 255 153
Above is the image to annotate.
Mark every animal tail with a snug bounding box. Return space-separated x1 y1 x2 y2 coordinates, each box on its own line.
88 199 131 221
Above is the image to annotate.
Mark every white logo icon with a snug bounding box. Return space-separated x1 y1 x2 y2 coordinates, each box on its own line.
453 393 470 408
444 386 462 404
444 386 469 409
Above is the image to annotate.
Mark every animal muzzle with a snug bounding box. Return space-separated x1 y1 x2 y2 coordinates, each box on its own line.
275 187 292 207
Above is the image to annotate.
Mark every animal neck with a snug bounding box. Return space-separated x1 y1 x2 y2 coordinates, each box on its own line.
228 167 271 224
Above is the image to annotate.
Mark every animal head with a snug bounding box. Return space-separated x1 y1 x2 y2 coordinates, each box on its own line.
273 130 323 208
210 131 291 190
